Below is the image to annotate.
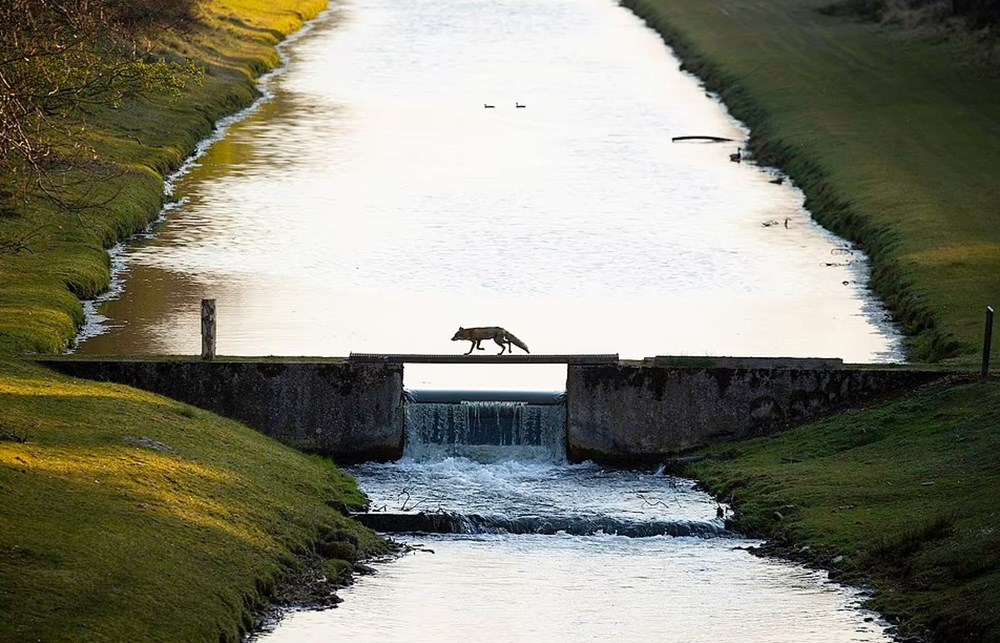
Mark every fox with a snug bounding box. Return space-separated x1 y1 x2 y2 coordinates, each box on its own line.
451 326 530 355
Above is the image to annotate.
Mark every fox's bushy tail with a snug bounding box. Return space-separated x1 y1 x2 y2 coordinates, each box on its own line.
503 330 529 354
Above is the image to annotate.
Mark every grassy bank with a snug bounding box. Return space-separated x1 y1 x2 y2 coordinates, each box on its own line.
689 377 1000 642
0 359 386 641
622 0 1000 362
0 2 395 640
0 0 326 356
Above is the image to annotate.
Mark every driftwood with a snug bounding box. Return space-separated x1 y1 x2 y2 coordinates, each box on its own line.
671 135 735 143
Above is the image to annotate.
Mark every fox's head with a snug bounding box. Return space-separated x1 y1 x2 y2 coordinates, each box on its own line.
451 327 466 341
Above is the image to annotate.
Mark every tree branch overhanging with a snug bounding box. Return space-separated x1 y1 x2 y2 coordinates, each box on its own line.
0 0 204 249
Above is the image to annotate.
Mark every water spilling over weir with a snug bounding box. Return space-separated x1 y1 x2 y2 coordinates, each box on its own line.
403 390 566 462
378 390 728 538
140 0 902 634
251 393 892 642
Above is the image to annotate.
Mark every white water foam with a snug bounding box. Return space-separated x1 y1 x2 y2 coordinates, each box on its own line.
404 398 567 462
350 457 721 524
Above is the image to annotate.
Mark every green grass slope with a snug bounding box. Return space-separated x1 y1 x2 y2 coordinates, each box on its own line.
0 0 327 357
690 377 1000 642
0 359 385 642
623 0 1000 362
0 6 392 639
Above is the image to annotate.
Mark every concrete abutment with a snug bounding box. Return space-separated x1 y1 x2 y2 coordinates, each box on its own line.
40 358 949 463
565 364 946 463
42 360 405 463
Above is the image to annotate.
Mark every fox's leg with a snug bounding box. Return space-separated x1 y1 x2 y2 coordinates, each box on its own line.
465 341 475 355
494 336 507 354
475 339 485 351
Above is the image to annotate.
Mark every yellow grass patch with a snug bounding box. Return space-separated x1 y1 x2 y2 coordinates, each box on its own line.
0 363 379 641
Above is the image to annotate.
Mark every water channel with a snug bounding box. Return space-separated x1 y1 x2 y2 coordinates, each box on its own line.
252 420 891 642
78 0 905 638
77 0 902 390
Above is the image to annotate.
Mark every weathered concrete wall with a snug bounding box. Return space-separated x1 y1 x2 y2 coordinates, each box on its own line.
42 360 404 462
566 365 946 463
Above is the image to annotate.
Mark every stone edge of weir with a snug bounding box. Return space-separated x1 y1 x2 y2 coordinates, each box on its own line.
37 357 950 463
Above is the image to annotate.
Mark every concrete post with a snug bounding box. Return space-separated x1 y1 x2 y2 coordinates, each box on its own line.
201 299 216 361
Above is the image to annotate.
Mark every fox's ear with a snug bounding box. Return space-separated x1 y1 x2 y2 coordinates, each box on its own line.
458 326 464 330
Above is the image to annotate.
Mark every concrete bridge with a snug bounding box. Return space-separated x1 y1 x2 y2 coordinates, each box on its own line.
40 355 948 463
348 353 620 364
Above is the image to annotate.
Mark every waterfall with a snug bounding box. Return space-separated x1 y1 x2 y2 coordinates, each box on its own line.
404 390 566 462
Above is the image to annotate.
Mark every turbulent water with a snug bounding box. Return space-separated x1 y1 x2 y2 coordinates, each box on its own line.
251 404 893 642
76 0 903 390
252 458 892 643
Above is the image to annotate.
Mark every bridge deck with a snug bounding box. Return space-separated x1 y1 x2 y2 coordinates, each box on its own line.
348 353 619 365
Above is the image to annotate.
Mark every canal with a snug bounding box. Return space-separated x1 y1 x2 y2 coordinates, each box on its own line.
77 0 904 638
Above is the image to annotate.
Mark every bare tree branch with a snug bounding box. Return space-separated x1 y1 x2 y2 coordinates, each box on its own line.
0 0 204 248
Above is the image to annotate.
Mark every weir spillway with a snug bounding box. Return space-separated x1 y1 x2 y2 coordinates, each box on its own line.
404 389 567 462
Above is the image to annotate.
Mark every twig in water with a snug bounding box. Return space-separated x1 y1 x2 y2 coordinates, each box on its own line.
638 493 680 509
397 489 424 512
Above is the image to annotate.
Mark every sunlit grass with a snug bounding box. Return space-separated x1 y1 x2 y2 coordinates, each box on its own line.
0 2 377 640
0 376 165 400
0 359 383 641
0 0 327 357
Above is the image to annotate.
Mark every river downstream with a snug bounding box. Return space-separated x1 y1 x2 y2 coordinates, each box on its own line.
253 454 891 642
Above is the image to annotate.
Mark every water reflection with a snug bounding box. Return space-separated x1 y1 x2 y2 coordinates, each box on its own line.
253 536 890 643
79 0 904 391
252 459 891 643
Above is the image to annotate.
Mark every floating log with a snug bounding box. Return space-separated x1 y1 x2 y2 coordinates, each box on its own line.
671 135 735 143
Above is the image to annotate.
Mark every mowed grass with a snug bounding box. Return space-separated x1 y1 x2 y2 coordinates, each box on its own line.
0 0 327 357
690 378 1000 642
0 5 389 639
624 0 1000 362
0 359 385 642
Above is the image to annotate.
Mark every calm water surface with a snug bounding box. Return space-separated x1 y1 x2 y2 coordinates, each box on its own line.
78 0 902 389
252 459 891 643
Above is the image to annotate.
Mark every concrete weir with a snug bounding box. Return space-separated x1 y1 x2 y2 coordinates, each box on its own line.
565 360 946 463
41 359 404 463
39 356 948 464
